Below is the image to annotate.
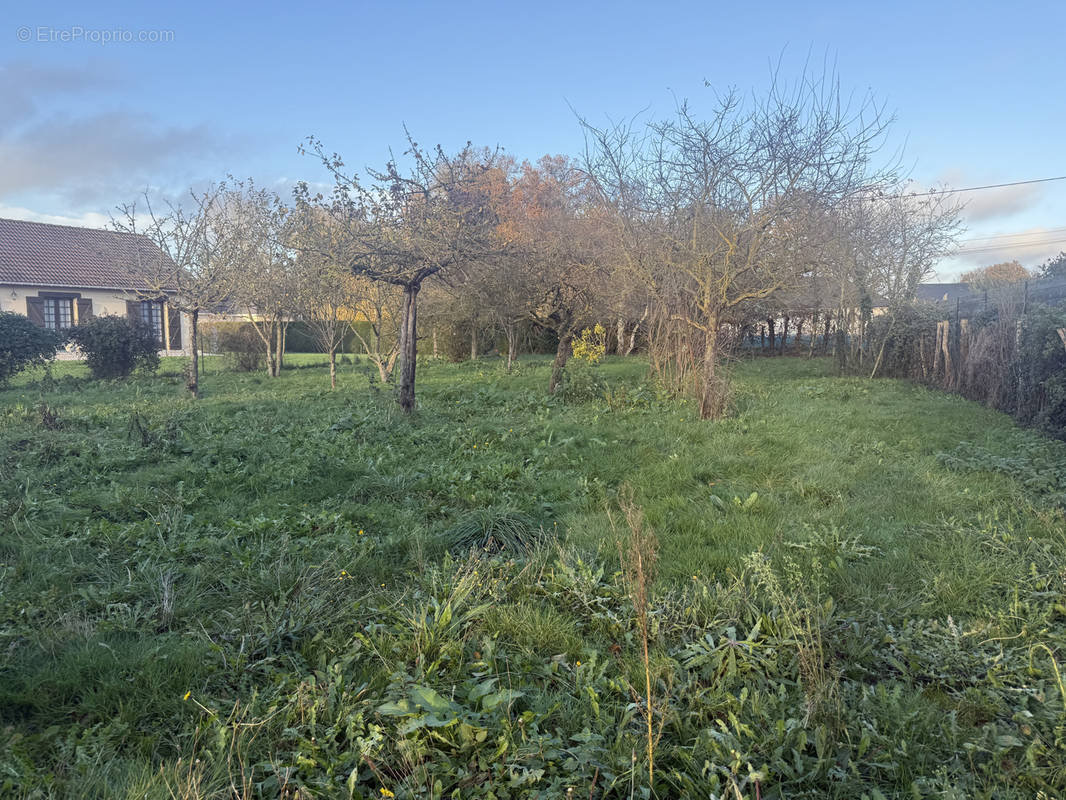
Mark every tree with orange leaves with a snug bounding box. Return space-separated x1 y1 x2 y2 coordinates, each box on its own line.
502 155 610 393
960 260 1033 289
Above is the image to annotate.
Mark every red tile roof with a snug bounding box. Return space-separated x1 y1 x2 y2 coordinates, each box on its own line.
0 217 176 291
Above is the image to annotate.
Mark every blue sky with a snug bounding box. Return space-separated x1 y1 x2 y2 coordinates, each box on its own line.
3 0 1065 278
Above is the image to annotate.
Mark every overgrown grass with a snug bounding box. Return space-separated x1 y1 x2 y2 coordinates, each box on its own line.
1 354 1065 797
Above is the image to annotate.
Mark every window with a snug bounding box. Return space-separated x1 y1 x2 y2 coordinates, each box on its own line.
139 300 164 345
42 297 74 330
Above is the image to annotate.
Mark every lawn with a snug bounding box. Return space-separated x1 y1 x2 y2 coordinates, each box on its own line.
1 355 1064 798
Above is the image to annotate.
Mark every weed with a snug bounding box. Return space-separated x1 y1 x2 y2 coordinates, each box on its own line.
1 354 1065 797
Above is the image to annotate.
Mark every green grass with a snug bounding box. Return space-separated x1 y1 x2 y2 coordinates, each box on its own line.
1 353 1065 798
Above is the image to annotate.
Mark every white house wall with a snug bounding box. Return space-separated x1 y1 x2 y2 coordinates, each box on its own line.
0 284 192 354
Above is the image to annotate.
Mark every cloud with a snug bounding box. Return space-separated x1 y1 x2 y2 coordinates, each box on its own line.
933 168 1046 223
0 203 110 228
0 60 115 133
0 112 219 202
935 226 1066 278
960 183 1044 223
0 60 228 210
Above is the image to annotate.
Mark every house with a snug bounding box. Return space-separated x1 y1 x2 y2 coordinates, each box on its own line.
0 217 189 354
915 282 979 305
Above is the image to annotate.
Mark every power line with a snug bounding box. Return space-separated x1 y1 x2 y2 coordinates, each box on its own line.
957 235 1066 252
961 226 1066 243
907 175 1066 198
863 174 1066 200
955 237 1066 256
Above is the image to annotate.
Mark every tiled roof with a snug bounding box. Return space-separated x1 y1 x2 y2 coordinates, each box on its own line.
915 283 978 303
0 217 176 291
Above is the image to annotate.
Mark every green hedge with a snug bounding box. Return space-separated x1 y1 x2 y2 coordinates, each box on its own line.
199 319 561 361
199 321 375 354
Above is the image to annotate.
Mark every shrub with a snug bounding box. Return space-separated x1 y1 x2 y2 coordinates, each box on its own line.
558 359 606 402
214 324 264 372
68 315 160 379
864 303 940 380
431 318 497 362
571 324 607 365
1008 304 1066 437
0 311 60 384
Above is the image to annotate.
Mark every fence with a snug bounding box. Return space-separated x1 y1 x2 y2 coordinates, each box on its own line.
870 279 1066 439
924 277 1066 319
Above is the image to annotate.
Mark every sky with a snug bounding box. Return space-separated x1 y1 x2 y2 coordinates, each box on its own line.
2 0 1065 279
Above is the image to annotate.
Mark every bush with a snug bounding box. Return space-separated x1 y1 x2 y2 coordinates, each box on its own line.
282 320 372 354
215 324 264 372
1008 304 1066 437
558 359 606 402
431 319 488 362
571 324 607 364
864 304 940 380
0 311 60 384
68 315 159 379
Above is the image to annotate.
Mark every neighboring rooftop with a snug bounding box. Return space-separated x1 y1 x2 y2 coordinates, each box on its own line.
915 282 979 304
0 217 174 291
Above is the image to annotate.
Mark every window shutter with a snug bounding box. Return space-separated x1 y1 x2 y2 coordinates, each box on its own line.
168 306 182 350
26 296 45 326
76 298 93 323
126 300 139 320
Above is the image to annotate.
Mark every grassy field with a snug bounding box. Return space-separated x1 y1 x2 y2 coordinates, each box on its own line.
1 354 1065 798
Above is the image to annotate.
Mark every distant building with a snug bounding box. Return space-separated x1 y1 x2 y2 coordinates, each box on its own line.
915 282 980 305
0 217 189 353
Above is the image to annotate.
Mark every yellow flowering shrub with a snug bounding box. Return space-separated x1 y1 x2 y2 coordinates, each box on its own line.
571 324 607 365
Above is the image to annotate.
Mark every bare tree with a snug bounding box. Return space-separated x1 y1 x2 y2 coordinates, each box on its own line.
291 247 358 389
582 69 896 417
225 182 295 378
867 189 963 306
114 183 234 397
298 133 502 412
348 276 402 383
861 188 963 377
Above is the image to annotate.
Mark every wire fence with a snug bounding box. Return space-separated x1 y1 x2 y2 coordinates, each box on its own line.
924 277 1066 320
873 278 1066 439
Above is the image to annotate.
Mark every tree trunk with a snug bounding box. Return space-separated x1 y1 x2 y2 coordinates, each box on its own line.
548 330 573 394
616 318 625 355
767 317 776 355
869 314 895 379
274 322 284 376
329 348 337 389
432 326 439 359
699 321 725 419
397 283 419 413
835 328 847 374
266 327 278 377
808 313 818 359
780 316 789 354
624 304 647 356
186 309 199 398
822 313 832 352
505 323 517 371
470 320 478 361
794 318 804 354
